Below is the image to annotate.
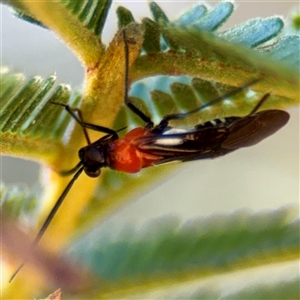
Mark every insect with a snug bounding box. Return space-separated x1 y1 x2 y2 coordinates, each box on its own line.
10 29 290 281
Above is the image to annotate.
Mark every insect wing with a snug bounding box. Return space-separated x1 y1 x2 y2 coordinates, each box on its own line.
223 110 290 149
135 126 230 164
134 110 290 165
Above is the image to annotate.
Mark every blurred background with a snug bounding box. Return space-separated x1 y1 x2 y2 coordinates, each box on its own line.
1 0 298 223
1 0 299 294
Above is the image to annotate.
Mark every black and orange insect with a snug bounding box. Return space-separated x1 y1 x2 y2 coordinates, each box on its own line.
10 29 289 281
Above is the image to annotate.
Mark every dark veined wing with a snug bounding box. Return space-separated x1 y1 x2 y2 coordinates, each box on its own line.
135 125 231 163
134 110 289 165
223 110 289 149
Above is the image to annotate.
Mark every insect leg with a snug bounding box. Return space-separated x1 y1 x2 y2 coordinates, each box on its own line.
9 167 84 282
122 29 154 128
248 93 270 115
157 79 261 128
51 101 118 142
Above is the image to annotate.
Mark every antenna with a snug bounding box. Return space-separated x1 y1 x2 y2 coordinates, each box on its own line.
9 167 84 282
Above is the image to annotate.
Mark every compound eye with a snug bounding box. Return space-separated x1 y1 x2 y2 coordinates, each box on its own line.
84 146 105 164
84 168 101 178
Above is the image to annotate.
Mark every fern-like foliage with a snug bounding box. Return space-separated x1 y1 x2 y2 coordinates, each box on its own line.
1 1 299 299
74 208 298 280
0 70 83 162
2 2 299 155
69 208 299 297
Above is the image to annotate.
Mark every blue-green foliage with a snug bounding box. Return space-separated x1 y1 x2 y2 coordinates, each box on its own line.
117 1 298 66
263 35 300 68
70 208 299 281
175 4 207 27
4 1 299 133
220 17 284 47
186 2 234 31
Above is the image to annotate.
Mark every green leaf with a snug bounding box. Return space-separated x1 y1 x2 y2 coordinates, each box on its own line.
125 76 267 124
1 76 56 134
220 17 284 47
1 0 299 259
133 26 298 104
1 2 299 298
4 0 112 37
142 18 161 54
1 1 298 239
0 69 81 162
293 13 300 30
60 0 112 36
175 4 207 27
149 1 169 25
261 35 300 69
69 208 299 296
188 2 234 31
116 6 135 29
